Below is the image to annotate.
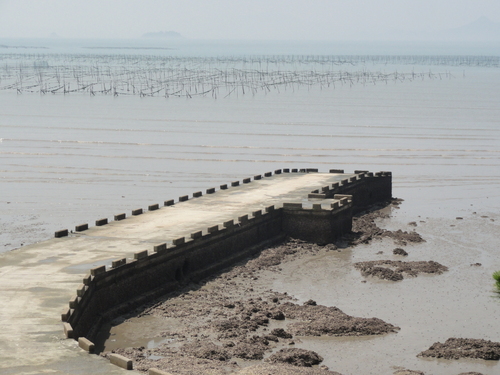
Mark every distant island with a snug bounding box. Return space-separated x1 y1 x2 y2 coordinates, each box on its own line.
142 31 183 39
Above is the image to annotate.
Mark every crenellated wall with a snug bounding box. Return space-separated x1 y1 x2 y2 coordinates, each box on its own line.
59 168 392 369
64 205 284 341
309 170 392 213
282 196 353 245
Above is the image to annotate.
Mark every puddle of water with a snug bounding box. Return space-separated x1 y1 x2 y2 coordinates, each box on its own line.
96 314 183 352
147 337 175 349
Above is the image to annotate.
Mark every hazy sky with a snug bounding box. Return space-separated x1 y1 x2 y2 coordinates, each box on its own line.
0 0 499 40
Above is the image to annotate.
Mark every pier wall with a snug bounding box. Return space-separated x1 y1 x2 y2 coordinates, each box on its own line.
309 171 392 213
65 205 285 340
61 170 392 349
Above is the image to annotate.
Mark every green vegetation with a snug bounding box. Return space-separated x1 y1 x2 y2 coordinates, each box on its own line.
493 271 500 292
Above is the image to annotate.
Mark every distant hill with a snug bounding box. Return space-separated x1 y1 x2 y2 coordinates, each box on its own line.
438 16 500 41
142 31 183 39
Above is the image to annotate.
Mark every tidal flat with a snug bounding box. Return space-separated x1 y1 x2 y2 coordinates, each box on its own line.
1 48 499 374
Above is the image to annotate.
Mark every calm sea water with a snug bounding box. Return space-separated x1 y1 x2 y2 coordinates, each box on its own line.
1 39 499 374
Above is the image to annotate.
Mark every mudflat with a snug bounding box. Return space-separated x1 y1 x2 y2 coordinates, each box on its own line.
99 200 500 375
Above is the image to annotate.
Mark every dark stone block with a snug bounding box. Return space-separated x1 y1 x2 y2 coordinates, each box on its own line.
191 231 203 239
114 213 126 221
173 237 185 246
154 243 167 253
112 259 127 268
75 224 88 232
55 229 68 238
95 218 108 226
134 250 148 260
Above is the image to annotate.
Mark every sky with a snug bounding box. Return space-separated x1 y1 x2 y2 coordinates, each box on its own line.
0 0 499 40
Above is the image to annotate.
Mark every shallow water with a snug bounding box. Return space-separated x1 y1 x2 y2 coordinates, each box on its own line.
1 50 500 374
2 64 498 251
273 208 500 375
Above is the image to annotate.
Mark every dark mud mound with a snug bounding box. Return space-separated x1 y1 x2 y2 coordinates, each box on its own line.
393 248 408 256
243 239 338 270
181 341 231 361
271 328 293 339
266 348 323 367
354 260 448 281
350 201 424 246
418 338 500 360
229 335 270 360
279 302 399 336
237 363 343 375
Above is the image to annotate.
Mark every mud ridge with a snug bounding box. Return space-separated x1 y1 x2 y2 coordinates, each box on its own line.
418 338 500 360
266 348 323 367
354 260 448 281
348 199 424 246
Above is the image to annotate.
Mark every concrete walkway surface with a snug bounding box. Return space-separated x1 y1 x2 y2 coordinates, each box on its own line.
0 171 351 374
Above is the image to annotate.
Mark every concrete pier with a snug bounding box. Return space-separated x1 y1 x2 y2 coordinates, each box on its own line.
0 170 390 374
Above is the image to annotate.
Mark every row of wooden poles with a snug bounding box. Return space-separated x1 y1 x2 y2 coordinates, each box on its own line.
1 53 499 66
0 53 487 98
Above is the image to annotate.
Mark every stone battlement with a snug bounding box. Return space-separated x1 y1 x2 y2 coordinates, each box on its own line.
0 168 391 374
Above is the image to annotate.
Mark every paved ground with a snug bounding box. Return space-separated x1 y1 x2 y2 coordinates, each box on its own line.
0 171 352 375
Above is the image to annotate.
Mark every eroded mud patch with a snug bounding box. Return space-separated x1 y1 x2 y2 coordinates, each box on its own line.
266 348 323 367
349 199 424 246
418 338 500 361
354 260 448 281
279 302 398 336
